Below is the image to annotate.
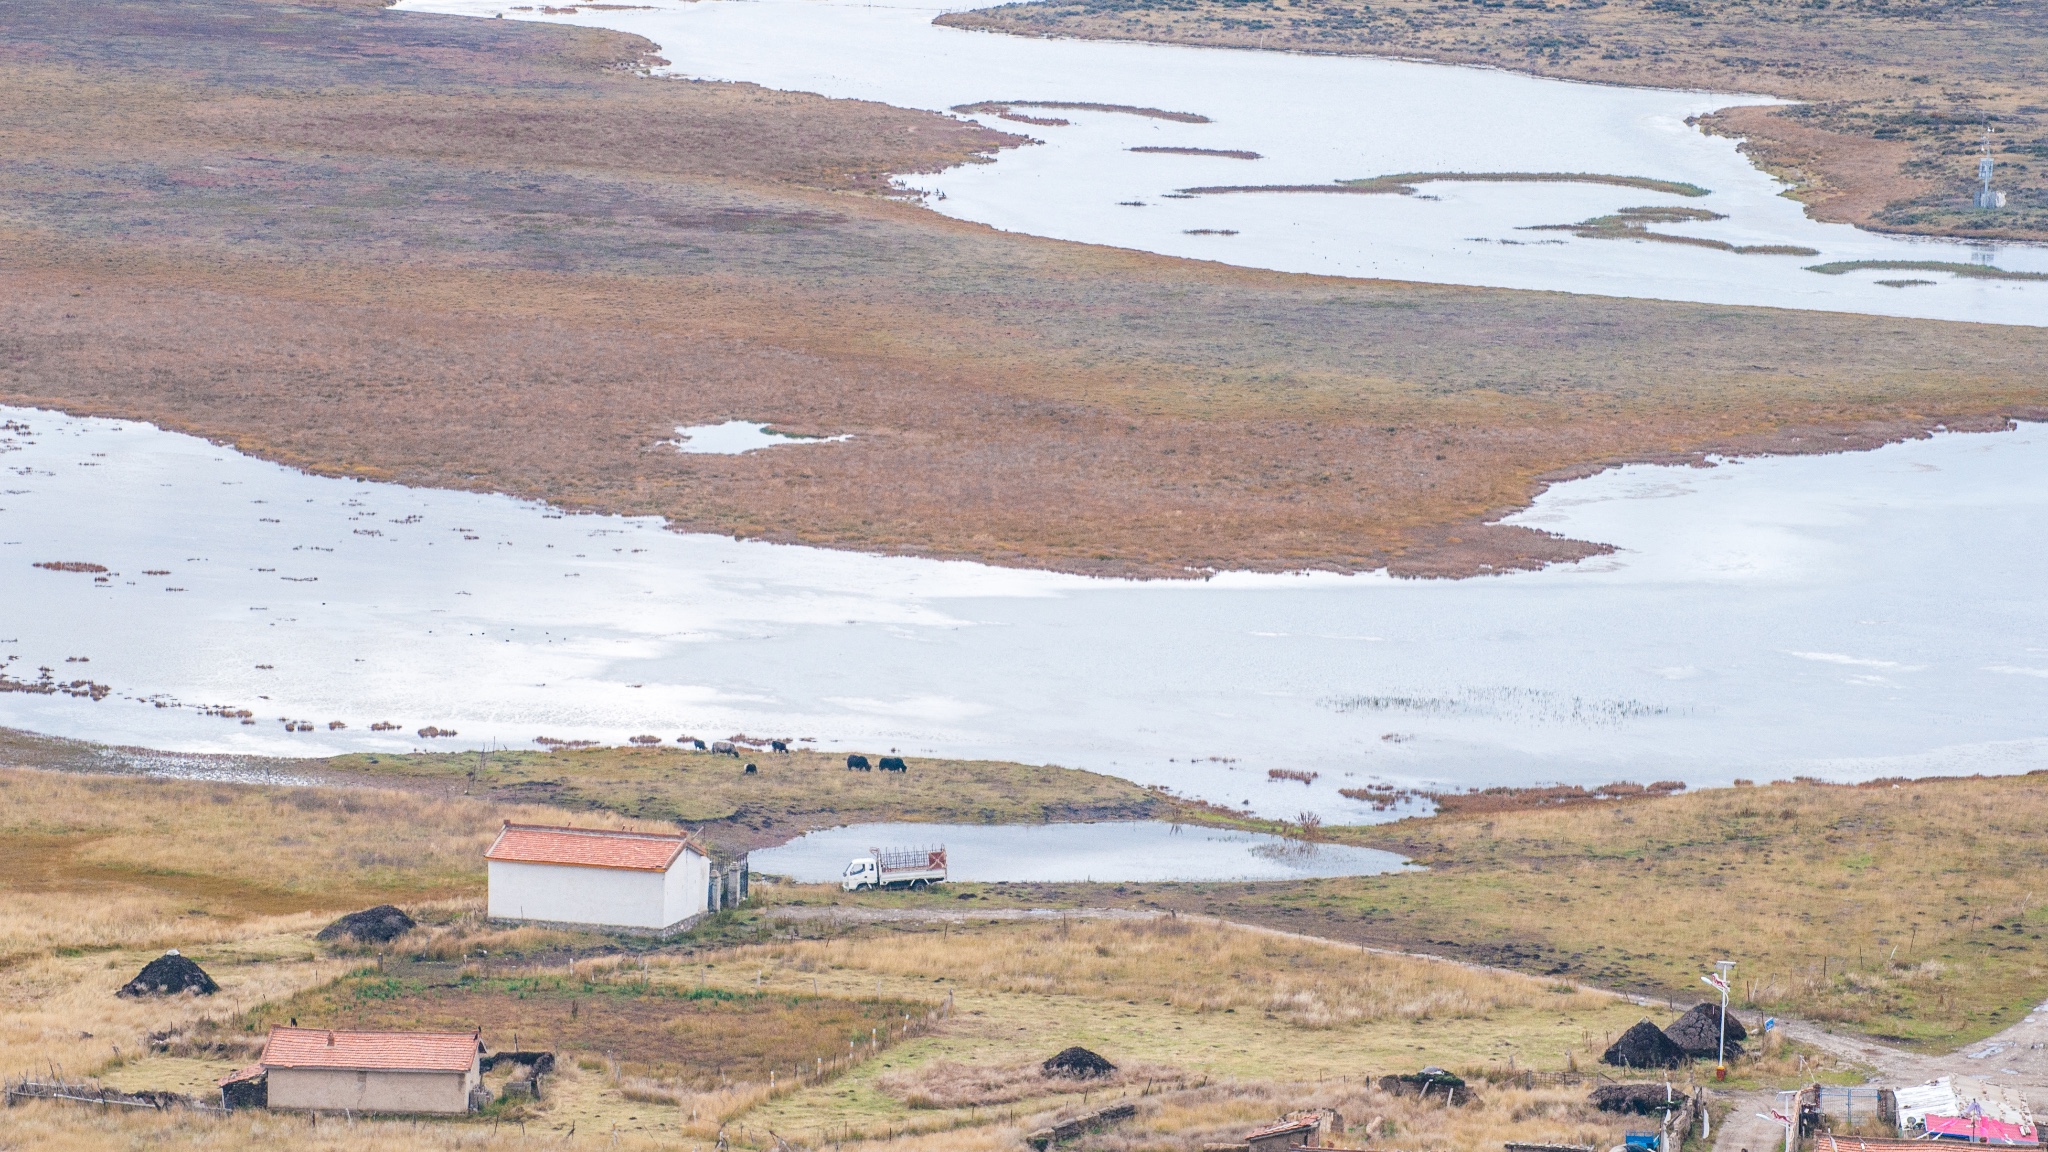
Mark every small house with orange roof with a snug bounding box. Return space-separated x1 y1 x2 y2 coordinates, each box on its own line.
253 1026 482 1114
485 822 713 931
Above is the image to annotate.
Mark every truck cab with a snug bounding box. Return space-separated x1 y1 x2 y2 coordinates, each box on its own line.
842 858 880 891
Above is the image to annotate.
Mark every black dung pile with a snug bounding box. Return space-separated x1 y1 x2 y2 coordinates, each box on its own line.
1593 1083 1685 1114
315 905 417 944
118 951 219 997
1663 1003 1746 1058
1043 1047 1117 1079
1601 1019 1686 1069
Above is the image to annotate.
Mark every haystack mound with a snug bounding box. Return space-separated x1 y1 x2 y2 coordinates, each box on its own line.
118 951 218 997
1601 1019 1685 1069
315 905 417 944
1593 1082 1684 1114
1043 1047 1117 1078
1663 1003 1746 1058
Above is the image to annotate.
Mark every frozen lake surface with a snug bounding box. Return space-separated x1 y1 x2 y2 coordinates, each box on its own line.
398 0 2048 326
751 821 1413 882
5 406 2048 821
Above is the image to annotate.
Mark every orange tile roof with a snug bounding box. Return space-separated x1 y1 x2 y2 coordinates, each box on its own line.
260 1027 480 1073
484 822 697 872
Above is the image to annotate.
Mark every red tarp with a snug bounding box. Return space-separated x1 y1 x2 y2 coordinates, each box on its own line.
1924 1114 2038 1144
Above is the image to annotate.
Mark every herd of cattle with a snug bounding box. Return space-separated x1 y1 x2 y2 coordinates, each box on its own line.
679 737 908 772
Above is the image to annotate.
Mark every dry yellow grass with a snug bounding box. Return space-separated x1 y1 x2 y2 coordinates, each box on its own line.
0 765 664 957
1083 775 2048 1048
0 765 1837 1151
708 914 1615 1029
655 914 1672 1150
0 766 658 1107
0 928 350 1083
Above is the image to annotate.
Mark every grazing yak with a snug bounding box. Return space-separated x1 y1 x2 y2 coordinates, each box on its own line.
771 740 788 753
712 741 739 757
846 754 871 770
743 762 757 775
879 756 907 772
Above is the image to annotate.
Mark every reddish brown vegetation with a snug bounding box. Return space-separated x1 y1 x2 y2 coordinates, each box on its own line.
1339 779 1685 815
953 100 1212 123
2 0 2047 579
942 0 2048 240
1130 146 1261 160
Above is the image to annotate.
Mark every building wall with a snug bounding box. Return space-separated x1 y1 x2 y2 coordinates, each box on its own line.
662 851 711 926
489 859 668 929
266 1066 474 1114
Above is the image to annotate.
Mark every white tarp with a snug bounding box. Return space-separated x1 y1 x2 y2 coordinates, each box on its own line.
1893 1076 2035 1134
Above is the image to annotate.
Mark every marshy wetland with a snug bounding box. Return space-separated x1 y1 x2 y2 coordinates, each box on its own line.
6 407 2048 809
408 0 2048 324
2 1 2047 1143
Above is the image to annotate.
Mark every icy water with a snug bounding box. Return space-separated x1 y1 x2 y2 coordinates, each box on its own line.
751 821 1413 882
6 406 2048 821
667 422 853 455
398 0 2048 325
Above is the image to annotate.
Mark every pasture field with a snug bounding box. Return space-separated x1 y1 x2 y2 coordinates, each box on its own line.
3 763 1876 1151
323 745 1167 853
943 0 2048 243
5 0 2048 580
962 774 2048 1049
0 728 1172 855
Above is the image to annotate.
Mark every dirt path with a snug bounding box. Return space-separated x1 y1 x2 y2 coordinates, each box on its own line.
1777 1001 2048 1112
1712 1092 1782 1152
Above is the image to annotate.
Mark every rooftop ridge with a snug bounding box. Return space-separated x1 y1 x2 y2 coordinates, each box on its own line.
498 820 688 841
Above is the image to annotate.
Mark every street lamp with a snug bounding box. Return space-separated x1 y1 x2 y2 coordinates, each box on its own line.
1701 960 1737 1081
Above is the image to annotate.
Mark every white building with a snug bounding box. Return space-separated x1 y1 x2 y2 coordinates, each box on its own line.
485 822 712 932
257 1026 481 1114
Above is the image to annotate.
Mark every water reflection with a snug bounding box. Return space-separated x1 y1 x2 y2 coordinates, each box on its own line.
751 820 1414 883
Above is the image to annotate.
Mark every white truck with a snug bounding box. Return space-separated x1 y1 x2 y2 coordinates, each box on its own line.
841 845 947 891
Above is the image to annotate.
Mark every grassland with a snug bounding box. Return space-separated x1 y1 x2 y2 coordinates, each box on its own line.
320 745 1166 853
941 0 2048 242
5 0 2048 581
9 764 1788 1152
248 966 931 1089
971 773 2048 1050
0 765 593 1090
0 726 1172 855
0 766 581 960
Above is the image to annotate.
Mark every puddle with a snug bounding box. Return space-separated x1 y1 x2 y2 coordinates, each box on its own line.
5 406 2048 818
396 0 2048 326
750 821 1414 882
666 421 851 455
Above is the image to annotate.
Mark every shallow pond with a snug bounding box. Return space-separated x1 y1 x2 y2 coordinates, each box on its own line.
667 422 852 455
749 821 1412 883
398 0 2048 326
5 406 2048 820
